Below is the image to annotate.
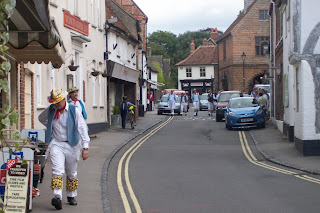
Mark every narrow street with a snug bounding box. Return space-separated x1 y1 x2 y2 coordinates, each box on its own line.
107 110 320 213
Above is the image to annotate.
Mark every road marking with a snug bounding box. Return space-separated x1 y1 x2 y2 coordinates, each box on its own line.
239 131 320 184
117 116 174 213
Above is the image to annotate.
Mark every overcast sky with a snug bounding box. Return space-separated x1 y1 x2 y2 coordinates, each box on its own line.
133 0 245 36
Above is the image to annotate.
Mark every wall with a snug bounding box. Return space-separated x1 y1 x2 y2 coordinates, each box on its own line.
32 0 108 130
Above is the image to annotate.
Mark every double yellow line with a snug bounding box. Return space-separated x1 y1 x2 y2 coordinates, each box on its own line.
238 131 320 184
117 116 174 213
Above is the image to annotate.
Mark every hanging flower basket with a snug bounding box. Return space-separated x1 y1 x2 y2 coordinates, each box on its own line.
102 72 108 78
68 65 79 71
91 71 100 76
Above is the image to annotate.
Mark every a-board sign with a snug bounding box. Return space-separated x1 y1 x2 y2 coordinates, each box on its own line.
3 160 30 213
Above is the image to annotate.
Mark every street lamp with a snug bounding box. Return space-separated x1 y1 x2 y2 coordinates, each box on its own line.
241 52 246 92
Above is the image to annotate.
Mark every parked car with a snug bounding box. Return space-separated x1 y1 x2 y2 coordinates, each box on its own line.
225 97 266 130
216 91 241 122
200 93 208 110
157 94 181 115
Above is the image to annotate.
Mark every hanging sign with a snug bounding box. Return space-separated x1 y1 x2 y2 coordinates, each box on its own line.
3 160 30 213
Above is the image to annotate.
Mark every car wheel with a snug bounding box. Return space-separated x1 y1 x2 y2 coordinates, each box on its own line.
226 123 232 130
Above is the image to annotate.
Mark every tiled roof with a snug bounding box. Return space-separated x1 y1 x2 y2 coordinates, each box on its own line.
175 45 218 66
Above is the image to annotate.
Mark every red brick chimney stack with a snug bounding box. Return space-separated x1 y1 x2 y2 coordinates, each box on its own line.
190 40 195 54
210 28 219 42
202 38 208 46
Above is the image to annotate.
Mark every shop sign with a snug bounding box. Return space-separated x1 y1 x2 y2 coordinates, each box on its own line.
63 11 89 36
3 161 30 213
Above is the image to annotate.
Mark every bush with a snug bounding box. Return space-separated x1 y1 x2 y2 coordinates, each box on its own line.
112 106 120 115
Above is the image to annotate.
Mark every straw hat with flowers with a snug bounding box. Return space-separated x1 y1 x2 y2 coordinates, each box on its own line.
48 87 68 104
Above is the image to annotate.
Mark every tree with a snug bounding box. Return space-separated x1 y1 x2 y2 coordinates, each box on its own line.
147 30 210 89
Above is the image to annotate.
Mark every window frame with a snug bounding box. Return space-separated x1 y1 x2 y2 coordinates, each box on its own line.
259 10 269 20
255 37 269 56
200 67 206 77
186 68 192 77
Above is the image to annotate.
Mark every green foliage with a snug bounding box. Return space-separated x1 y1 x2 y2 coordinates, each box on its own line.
147 30 210 89
112 106 120 115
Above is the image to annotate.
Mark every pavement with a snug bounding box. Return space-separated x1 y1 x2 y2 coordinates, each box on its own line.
31 110 320 212
249 120 320 175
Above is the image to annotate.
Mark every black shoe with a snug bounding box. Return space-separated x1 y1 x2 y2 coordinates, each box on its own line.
51 198 62 210
67 197 77 206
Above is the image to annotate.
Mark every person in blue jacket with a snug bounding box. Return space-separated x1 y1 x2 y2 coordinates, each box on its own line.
167 90 177 116
191 89 201 116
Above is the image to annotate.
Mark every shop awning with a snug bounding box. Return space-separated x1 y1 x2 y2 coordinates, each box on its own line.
147 79 165 87
2 0 65 64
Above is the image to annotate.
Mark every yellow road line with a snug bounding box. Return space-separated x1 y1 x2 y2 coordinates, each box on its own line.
117 116 173 213
241 131 296 175
239 131 320 184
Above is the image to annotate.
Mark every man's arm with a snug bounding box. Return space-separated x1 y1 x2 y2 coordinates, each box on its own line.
38 106 50 127
75 107 90 160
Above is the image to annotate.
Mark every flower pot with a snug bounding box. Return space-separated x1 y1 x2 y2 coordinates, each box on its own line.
111 114 121 126
102 73 108 78
68 65 79 71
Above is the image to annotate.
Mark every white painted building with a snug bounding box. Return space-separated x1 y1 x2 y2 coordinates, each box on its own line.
29 0 108 133
270 0 320 155
105 0 140 123
176 35 219 98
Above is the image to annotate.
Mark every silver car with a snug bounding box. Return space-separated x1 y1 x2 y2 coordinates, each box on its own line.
157 94 181 115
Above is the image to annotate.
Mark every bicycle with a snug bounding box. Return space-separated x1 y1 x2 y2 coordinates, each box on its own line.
128 106 135 130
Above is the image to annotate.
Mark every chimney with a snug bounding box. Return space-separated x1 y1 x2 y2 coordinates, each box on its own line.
190 40 195 54
244 0 255 13
147 47 152 57
202 38 208 46
210 28 219 42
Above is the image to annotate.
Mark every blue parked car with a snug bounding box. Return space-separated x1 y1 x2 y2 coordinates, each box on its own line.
225 97 266 130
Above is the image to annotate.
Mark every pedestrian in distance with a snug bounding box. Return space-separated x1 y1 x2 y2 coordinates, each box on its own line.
191 89 201 116
148 91 154 111
38 87 90 210
167 90 177 116
180 92 188 116
68 86 87 119
207 89 215 116
120 96 135 129
258 92 268 108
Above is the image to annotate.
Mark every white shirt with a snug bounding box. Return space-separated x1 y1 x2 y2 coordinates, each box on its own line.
38 102 90 149
193 94 199 102
169 94 175 102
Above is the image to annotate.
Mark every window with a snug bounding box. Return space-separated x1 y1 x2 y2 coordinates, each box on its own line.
223 40 226 60
200 67 206 77
97 0 101 27
91 0 95 24
255 37 269 56
36 64 42 105
50 64 55 90
98 75 102 106
259 10 268 20
73 0 78 15
186 68 192 77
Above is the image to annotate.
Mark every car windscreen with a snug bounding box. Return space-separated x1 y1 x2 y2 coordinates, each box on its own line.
162 95 181 102
219 93 240 102
229 98 258 108
201 94 208 100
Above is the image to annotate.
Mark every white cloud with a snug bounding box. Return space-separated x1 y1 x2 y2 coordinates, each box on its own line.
134 0 244 35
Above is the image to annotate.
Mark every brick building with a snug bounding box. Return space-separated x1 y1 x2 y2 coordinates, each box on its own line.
216 0 270 94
